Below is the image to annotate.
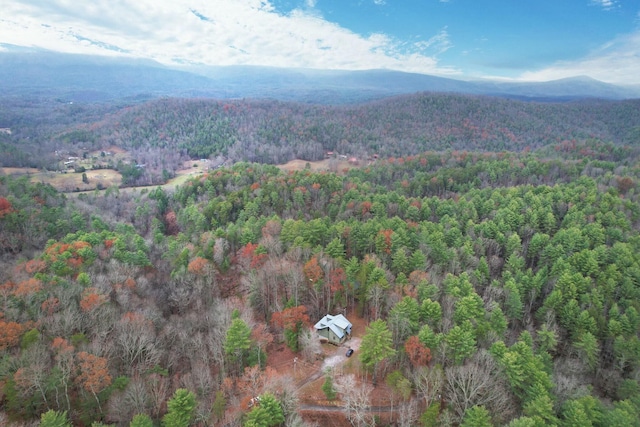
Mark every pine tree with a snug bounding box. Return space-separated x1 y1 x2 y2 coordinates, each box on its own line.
461 405 493 427
162 388 196 427
359 319 396 385
322 373 337 400
225 318 253 374
40 410 72 427
130 414 153 427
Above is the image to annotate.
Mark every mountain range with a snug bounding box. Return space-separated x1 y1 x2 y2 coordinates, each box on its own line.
1 48 639 103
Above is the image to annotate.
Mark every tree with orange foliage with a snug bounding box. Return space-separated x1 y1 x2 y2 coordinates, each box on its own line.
76 351 111 413
361 201 372 216
12 277 42 297
271 305 310 351
238 242 268 270
41 297 60 315
0 197 13 218
0 315 25 351
79 288 107 312
328 267 346 308
303 256 323 285
405 335 432 367
163 210 180 236
376 229 393 255
187 256 209 275
24 259 46 274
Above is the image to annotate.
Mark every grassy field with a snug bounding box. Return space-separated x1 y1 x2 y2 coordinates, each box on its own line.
2 167 122 192
2 156 361 193
277 158 361 173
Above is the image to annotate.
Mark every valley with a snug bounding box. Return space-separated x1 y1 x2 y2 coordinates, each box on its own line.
1 79 640 427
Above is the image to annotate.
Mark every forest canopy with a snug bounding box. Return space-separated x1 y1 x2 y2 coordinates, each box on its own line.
2 143 640 426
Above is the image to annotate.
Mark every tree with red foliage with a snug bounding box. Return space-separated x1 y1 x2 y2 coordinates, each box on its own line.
405 335 432 367
376 229 393 255
0 315 25 351
271 305 310 351
617 176 634 194
79 288 107 312
0 197 13 218
187 256 209 275
163 210 180 236
75 351 112 413
327 267 346 308
361 201 372 216
303 256 323 285
238 242 268 270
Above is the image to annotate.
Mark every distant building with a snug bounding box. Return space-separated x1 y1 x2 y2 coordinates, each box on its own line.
314 314 352 345
348 157 359 165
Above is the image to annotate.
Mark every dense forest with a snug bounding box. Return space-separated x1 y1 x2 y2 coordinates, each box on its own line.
1 94 640 186
2 137 640 426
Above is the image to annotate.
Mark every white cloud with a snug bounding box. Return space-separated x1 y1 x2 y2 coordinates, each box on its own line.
591 0 618 10
373 0 386 5
517 31 640 85
0 0 457 75
413 28 452 56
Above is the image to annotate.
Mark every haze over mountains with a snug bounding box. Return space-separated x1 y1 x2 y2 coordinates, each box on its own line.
2 49 639 104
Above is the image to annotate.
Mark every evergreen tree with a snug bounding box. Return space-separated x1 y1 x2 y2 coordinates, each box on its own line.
461 405 493 427
40 410 72 427
322 373 337 400
130 414 153 427
359 319 396 385
225 318 253 373
162 388 197 427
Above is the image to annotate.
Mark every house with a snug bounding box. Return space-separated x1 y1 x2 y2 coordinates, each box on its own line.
314 314 352 345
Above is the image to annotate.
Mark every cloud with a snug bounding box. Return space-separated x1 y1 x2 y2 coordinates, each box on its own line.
373 0 386 5
0 0 458 75
413 28 452 56
591 0 618 10
517 30 640 85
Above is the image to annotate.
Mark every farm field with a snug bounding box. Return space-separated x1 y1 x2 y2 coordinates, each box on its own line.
2 157 361 193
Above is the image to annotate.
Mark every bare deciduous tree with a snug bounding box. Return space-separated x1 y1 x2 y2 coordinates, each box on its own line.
335 374 372 427
300 328 323 362
115 312 161 373
412 365 444 410
445 350 516 423
397 398 419 427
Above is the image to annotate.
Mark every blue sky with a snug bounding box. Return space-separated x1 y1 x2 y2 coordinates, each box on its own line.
1 0 639 84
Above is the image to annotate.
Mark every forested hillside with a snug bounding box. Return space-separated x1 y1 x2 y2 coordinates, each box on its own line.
2 146 640 426
1 94 639 186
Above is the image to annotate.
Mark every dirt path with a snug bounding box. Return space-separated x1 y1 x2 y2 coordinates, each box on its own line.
321 337 361 371
299 404 396 412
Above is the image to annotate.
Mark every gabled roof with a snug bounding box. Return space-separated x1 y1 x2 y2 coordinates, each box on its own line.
314 314 352 339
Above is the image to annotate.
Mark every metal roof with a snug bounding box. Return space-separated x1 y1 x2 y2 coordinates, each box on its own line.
314 314 352 339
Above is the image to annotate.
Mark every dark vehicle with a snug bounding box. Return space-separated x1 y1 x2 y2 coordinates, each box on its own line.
346 348 354 357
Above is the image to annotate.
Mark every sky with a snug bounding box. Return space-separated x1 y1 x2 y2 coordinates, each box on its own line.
1 0 640 85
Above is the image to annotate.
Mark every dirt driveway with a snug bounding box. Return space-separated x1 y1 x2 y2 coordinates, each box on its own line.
321 337 361 370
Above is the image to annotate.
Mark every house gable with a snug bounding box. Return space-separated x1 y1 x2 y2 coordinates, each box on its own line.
314 314 352 343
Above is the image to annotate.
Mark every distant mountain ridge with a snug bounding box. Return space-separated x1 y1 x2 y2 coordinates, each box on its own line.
1 49 639 103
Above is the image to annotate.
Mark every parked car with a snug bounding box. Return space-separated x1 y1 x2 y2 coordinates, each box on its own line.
346 348 354 357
